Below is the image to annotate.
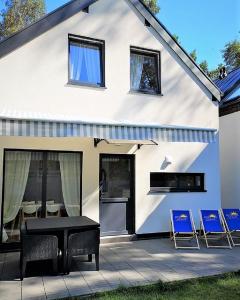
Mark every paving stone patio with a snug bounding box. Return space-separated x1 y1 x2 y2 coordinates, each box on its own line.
0 238 240 300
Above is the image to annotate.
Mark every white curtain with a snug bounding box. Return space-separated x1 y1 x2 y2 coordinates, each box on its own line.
83 45 101 84
59 153 81 216
3 151 31 241
70 43 84 81
130 53 145 90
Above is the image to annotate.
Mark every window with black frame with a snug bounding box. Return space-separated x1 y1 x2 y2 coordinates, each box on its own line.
130 47 160 94
1 150 82 244
150 172 205 192
68 35 105 87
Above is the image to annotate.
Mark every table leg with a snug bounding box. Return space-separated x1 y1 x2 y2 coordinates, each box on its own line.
63 229 68 274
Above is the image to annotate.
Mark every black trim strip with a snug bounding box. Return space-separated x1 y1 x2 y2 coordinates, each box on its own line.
131 0 221 99
0 0 221 99
0 149 83 248
0 0 98 59
219 96 240 117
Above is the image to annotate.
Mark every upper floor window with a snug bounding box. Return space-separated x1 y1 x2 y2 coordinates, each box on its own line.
68 35 105 87
130 47 161 94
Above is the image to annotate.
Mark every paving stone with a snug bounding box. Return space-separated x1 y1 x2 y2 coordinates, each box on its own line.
22 276 46 300
2 239 240 299
43 275 69 300
0 280 22 300
63 271 92 297
80 270 111 293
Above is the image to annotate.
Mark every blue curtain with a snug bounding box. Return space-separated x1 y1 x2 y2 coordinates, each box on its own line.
70 42 101 85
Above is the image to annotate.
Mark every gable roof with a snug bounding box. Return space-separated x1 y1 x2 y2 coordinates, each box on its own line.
0 0 221 100
214 67 240 100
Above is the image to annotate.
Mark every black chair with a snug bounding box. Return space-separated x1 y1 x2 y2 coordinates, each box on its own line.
20 224 58 280
67 229 100 272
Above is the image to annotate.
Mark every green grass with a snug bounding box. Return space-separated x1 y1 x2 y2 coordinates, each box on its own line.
62 272 240 300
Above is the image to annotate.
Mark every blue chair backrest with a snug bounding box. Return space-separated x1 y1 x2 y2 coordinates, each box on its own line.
201 210 224 233
222 209 240 231
172 210 193 233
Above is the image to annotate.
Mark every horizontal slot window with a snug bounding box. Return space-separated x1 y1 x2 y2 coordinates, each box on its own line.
150 172 205 193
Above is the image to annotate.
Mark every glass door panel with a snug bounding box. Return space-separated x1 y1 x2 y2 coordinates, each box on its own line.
2 151 43 243
46 152 66 218
100 155 134 236
2 150 82 244
46 152 82 218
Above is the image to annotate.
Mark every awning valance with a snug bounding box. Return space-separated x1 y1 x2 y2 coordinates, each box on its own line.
0 116 217 143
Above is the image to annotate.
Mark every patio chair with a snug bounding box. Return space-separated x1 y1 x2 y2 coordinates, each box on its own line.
67 229 100 272
222 209 240 246
46 203 61 218
199 210 232 249
22 203 38 221
20 224 58 280
170 210 200 249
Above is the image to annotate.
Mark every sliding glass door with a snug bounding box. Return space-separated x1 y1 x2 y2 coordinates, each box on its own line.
1 150 82 244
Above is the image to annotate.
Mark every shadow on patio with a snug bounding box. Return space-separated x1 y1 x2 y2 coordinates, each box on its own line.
0 238 240 300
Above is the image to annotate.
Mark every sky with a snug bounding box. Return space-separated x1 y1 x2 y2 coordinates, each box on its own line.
0 0 239 70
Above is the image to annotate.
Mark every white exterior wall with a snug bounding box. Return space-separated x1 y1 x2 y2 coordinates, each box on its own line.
0 135 220 233
220 112 240 208
0 0 220 234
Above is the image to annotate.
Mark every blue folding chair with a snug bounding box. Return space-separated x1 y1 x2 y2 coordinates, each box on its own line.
199 210 231 248
170 210 199 249
222 209 240 246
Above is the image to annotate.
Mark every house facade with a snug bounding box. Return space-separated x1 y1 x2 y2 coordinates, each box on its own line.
217 68 240 208
0 0 221 250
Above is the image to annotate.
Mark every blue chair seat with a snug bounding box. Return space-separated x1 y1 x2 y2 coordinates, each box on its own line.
201 210 224 233
172 210 193 233
222 209 240 231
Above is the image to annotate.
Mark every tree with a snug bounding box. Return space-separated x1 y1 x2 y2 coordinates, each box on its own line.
189 49 197 62
0 0 46 40
172 34 180 44
199 60 208 74
143 0 160 14
222 39 240 70
208 64 224 79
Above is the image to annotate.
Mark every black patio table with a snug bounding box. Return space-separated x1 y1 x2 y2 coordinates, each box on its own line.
26 216 100 274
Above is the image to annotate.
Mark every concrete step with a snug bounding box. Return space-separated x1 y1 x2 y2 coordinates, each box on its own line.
100 234 136 244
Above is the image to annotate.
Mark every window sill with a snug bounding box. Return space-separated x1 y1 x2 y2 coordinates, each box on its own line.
149 189 207 194
129 89 163 96
67 81 107 89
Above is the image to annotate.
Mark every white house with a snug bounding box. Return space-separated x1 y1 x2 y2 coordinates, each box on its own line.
0 0 221 250
217 68 240 208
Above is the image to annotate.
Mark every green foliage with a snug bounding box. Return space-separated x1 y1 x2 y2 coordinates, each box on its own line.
172 34 180 44
66 272 240 300
222 39 240 70
199 60 209 74
208 63 224 79
0 0 46 40
142 0 160 14
189 49 197 62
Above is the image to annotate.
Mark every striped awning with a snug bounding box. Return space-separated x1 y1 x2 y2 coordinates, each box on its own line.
0 116 217 143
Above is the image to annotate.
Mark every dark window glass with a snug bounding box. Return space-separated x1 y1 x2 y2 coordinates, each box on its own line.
150 173 204 192
130 49 160 93
2 150 82 244
69 37 104 86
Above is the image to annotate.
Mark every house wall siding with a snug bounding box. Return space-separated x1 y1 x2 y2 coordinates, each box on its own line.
220 112 240 208
0 0 220 235
0 136 220 233
0 0 217 128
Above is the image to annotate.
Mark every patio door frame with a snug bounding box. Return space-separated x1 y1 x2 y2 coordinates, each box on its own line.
0 148 83 252
99 153 135 236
